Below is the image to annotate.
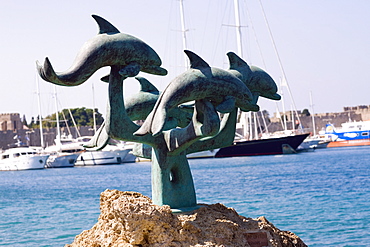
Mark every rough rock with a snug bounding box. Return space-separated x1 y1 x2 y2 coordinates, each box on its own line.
65 189 307 247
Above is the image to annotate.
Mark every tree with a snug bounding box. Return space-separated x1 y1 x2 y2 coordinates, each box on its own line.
22 114 27 127
41 107 104 128
29 117 35 128
301 109 310 116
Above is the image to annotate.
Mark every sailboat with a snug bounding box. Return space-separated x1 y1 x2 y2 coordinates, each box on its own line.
44 86 81 168
73 82 135 165
214 0 309 157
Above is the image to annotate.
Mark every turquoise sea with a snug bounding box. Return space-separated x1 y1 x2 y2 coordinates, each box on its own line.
1 146 369 246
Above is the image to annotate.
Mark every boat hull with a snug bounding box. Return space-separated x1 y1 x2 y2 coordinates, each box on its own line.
0 155 49 171
75 149 130 166
327 139 370 148
46 153 79 168
215 133 309 157
186 149 219 159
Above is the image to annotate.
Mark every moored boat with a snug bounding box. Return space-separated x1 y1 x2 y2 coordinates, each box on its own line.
323 121 370 147
75 149 130 166
44 134 84 168
215 133 309 157
75 137 133 166
0 147 49 171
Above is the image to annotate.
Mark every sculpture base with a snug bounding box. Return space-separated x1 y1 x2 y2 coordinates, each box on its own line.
65 189 307 247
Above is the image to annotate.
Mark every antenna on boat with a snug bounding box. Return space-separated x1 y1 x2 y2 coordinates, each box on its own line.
92 81 97 133
53 85 62 150
310 91 316 136
36 74 44 148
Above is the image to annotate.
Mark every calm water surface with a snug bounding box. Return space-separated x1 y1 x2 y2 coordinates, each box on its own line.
1 146 369 246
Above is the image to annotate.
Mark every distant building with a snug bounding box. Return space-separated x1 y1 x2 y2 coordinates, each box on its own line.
0 113 97 150
0 113 24 131
269 105 370 134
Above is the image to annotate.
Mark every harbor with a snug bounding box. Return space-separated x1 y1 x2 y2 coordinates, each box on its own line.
1 0 370 246
1 145 369 246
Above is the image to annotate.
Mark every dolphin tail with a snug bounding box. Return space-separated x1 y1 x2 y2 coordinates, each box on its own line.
36 57 80 86
36 58 56 84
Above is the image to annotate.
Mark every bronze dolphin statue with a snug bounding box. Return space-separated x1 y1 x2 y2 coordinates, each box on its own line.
227 52 281 104
125 77 192 128
36 15 167 86
134 50 258 137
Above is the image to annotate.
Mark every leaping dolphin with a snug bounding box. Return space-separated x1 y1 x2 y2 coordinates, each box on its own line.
133 50 258 137
36 15 167 86
125 77 192 128
227 52 281 104
124 77 160 120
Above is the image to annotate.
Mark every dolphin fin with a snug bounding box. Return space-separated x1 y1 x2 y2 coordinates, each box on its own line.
135 77 159 93
227 52 253 82
184 50 210 69
216 96 236 113
227 52 251 70
92 14 120 34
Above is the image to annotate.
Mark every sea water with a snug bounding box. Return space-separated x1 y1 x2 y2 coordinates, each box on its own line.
1 146 369 246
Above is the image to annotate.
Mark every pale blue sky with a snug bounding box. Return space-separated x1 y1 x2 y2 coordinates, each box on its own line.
1 0 369 122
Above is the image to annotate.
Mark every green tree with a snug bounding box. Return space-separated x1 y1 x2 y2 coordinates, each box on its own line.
301 109 310 116
42 107 104 128
29 117 35 128
22 114 27 127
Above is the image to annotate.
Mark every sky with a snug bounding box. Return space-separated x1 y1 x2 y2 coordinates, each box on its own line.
1 0 369 123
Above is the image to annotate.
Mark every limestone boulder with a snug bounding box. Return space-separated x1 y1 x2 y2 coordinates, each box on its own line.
65 189 307 247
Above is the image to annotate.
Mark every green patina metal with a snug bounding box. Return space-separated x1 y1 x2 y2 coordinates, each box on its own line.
37 15 280 210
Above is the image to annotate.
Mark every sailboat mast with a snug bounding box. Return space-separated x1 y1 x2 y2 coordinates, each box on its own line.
92 81 97 133
233 0 243 57
53 85 62 149
36 75 44 148
179 0 189 69
310 91 316 136
233 0 251 139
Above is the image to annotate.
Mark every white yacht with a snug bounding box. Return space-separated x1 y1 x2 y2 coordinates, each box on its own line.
44 134 84 168
0 147 49 171
74 137 132 166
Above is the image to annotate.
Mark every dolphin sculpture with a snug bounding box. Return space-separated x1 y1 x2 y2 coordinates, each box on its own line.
134 50 258 137
227 52 281 104
125 77 193 128
124 77 160 120
36 15 167 86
